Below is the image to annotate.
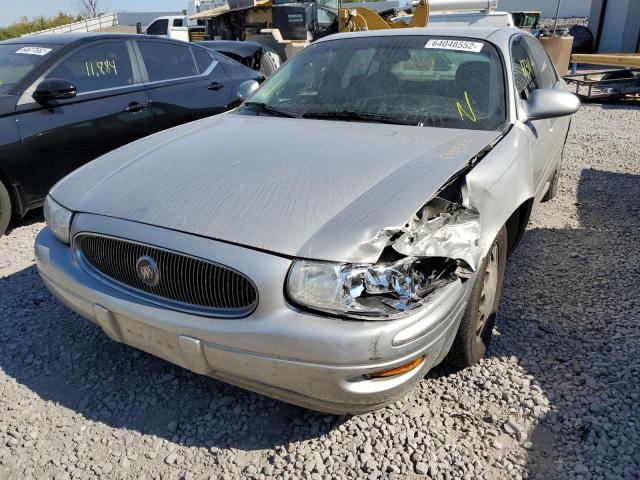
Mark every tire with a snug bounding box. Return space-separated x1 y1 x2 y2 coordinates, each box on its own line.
447 225 508 368
541 165 560 202
0 181 12 238
259 48 281 76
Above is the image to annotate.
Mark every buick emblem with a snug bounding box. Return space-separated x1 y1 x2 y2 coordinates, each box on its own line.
136 256 160 287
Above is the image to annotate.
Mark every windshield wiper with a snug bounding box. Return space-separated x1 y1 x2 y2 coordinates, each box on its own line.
302 110 413 125
242 102 298 118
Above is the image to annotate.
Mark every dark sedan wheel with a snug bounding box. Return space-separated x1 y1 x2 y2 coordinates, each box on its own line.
447 225 507 368
0 182 11 237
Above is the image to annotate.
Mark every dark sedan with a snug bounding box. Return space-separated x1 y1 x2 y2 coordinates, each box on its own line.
0 33 263 236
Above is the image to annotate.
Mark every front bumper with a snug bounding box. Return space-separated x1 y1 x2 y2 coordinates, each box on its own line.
35 214 471 414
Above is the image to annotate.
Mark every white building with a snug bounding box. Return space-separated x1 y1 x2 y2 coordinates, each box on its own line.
498 0 592 18
589 0 640 53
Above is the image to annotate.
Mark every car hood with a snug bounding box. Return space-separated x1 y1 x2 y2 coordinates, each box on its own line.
51 114 500 263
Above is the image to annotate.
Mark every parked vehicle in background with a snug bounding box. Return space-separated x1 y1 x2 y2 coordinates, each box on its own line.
510 11 540 32
36 27 579 413
145 15 206 43
395 10 515 28
0 33 263 237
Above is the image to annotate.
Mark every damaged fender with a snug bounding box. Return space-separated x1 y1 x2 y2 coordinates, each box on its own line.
462 123 537 259
337 124 543 315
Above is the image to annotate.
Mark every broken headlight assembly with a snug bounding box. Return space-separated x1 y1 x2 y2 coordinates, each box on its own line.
287 257 459 320
286 198 482 320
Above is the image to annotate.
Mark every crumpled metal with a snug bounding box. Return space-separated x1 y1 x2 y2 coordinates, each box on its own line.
363 257 422 301
338 258 438 312
391 204 483 271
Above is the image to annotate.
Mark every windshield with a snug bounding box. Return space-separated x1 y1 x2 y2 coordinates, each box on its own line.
0 44 59 95
244 36 506 130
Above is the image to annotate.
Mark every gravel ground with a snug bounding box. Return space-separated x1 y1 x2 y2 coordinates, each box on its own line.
1 101 639 480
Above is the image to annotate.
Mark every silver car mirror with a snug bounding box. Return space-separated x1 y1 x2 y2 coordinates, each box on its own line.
523 88 580 122
236 80 260 103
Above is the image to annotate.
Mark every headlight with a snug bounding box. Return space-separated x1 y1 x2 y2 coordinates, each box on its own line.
43 195 73 244
286 257 457 320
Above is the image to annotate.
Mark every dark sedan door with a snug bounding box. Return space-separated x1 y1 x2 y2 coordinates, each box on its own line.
15 40 153 202
134 40 233 132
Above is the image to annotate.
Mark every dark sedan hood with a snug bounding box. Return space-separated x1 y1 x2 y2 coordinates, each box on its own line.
52 114 500 263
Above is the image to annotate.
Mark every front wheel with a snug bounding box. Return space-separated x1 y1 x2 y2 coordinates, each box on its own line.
0 181 12 237
447 225 507 368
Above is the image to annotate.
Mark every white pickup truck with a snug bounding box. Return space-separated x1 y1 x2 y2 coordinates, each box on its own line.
145 15 205 42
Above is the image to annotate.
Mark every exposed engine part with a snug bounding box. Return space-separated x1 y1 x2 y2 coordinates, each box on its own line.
393 198 482 271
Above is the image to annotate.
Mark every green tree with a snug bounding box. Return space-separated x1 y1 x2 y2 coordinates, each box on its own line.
0 13 82 40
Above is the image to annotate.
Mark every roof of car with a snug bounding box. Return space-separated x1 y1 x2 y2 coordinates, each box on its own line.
316 26 519 43
1 32 170 46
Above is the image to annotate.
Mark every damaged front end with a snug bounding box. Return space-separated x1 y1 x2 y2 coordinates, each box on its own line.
287 198 483 320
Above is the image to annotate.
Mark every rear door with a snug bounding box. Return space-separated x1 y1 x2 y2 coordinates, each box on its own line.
15 39 153 202
134 40 233 133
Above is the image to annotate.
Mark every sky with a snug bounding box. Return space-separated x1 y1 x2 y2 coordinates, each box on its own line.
1 0 186 27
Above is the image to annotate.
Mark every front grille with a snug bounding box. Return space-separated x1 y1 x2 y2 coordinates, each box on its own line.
74 234 258 317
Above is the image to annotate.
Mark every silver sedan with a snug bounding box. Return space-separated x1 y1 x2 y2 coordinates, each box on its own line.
35 27 579 414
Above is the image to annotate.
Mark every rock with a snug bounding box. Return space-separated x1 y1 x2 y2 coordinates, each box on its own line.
415 462 429 474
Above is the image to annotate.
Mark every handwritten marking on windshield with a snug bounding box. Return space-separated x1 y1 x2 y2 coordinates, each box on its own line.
456 91 477 123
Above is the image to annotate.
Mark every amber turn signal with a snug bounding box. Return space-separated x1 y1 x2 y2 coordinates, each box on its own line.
367 355 426 379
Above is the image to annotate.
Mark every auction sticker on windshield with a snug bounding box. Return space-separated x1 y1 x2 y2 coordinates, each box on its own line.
15 47 52 56
425 39 483 53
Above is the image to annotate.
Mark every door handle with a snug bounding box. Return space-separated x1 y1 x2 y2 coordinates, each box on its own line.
125 102 148 113
208 82 224 91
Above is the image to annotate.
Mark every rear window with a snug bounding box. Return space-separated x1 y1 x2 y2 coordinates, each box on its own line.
0 44 59 95
192 47 214 73
138 41 198 81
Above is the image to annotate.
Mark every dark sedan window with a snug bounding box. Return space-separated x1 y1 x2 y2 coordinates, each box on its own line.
192 48 214 74
0 44 59 95
138 42 198 82
45 42 134 93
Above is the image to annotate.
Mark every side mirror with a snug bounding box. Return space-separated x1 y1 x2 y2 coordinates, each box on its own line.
32 78 77 103
523 88 580 122
236 79 260 103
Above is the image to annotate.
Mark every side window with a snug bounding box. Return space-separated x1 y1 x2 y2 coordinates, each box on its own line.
511 35 537 100
138 42 198 81
192 47 213 73
173 18 183 27
524 37 557 89
46 42 134 93
147 19 168 36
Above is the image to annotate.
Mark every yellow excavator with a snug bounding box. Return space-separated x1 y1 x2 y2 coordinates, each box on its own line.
189 0 431 73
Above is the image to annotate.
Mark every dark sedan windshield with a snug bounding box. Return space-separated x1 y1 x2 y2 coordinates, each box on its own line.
244 36 506 130
0 44 59 95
